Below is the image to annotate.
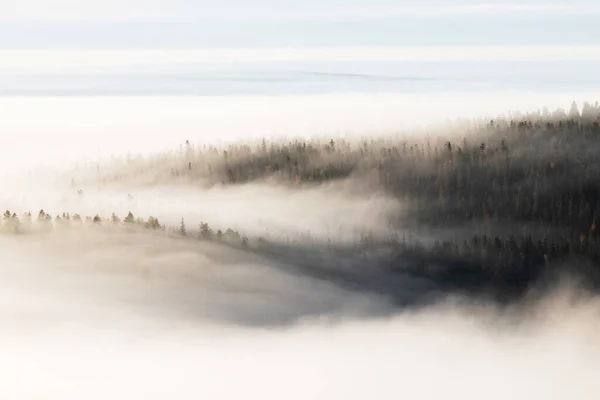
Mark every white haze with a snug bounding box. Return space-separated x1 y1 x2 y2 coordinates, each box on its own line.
2 92 600 399
2 92 600 170
2 228 600 399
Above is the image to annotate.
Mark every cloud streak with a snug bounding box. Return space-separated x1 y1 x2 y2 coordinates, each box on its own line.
3 47 600 73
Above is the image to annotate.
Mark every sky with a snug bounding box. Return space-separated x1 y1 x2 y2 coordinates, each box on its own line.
1 0 599 48
1 0 598 131
3 0 600 21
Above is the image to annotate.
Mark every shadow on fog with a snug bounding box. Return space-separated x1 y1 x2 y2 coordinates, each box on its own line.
15 227 446 328
191 236 600 327
5 221 597 330
149 238 502 328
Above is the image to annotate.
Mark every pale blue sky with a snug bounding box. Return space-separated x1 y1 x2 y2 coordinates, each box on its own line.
0 0 598 48
2 0 599 95
2 0 599 21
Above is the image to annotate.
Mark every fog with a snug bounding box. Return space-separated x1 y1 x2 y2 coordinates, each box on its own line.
2 92 600 170
3 93 600 399
2 226 600 399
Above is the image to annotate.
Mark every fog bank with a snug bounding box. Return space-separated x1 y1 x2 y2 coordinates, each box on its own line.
1 225 600 399
3 93 600 399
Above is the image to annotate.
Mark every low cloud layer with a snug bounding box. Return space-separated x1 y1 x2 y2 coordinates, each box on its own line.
1 225 600 399
3 96 600 399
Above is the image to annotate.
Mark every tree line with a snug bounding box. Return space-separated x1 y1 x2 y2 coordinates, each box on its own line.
22 100 600 295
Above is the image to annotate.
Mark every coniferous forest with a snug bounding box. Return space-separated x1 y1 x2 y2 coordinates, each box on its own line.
8 101 600 304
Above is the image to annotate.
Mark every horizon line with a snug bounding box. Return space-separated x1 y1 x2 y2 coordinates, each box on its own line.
2 46 600 71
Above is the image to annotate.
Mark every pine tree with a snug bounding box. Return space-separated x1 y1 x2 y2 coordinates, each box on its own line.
124 212 135 224
199 222 212 239
180 217 187 236
569 101 580 118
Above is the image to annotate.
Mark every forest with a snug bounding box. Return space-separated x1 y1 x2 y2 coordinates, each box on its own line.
7 100 600 303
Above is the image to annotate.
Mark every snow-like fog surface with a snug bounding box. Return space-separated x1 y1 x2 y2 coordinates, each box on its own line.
1 227 600 400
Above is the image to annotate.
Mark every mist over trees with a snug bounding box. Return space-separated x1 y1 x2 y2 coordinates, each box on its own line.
9 101 600 303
